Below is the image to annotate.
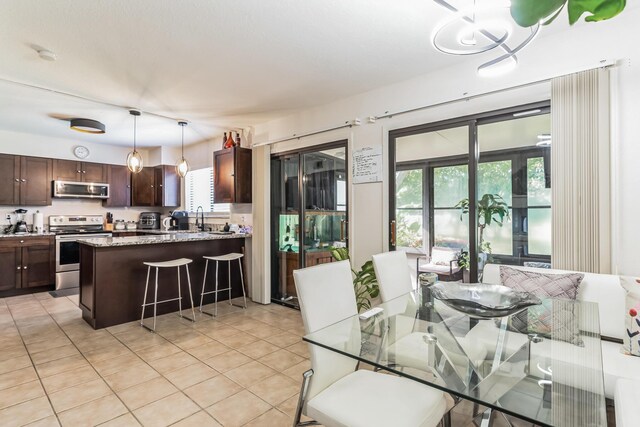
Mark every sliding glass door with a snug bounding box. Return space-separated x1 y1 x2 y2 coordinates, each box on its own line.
389 103 551 283
270 142 348 307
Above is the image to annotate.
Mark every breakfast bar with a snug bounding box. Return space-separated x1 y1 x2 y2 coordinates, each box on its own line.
78 232 251 329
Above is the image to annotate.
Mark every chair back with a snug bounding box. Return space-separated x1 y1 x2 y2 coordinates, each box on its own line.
372 250 413 302
293 260 360 401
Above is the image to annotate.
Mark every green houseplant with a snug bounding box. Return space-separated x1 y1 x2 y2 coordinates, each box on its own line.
510 0 626 27
455 193 510 262
330 247 379 312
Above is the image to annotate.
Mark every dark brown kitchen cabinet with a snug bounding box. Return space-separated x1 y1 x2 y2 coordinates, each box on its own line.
0 236 54 291
103 165 131 207
131 165 180 207
0 154 52 206
53 159 107 183
213 147 252 203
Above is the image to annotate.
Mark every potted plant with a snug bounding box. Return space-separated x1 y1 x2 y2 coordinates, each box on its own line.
330 247 379 312
455 193 510 272
457 251 471 283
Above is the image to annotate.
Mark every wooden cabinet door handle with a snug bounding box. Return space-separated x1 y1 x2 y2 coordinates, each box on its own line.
14 178 19 182
16 266 21 270
390 220 396 247
21 179 26 182
23 266 27 270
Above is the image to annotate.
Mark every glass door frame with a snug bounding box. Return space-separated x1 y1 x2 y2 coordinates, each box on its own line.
389 101 550 283
270 139 349 307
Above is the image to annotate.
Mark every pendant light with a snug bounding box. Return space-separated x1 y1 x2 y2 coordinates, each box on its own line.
176 121 189 178
126 110 143 173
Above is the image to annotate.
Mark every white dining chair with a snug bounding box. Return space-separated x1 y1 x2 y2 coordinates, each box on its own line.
372 251 488 371
292 260 448 427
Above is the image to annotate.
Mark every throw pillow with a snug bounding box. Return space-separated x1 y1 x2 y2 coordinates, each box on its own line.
621 276 640 357
499 266 585 346
431 248 456 266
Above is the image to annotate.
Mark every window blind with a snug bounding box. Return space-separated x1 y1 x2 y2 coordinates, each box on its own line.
185 167 230 213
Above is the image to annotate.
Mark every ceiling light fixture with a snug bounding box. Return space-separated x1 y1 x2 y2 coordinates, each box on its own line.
69 118 105 134
513 109 542 117
176 121 189 178
126 110 143 174
431 0 540 77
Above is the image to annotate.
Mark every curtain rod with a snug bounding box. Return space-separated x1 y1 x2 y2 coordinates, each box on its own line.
254 58 617 147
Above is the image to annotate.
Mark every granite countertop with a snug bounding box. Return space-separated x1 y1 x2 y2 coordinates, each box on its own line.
77 232 252 248
0 232 55 238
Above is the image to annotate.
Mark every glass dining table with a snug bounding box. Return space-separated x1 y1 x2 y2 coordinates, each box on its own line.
303 286 607 427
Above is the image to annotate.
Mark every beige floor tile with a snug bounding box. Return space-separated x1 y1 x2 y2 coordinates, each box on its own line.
36 354 90 378
0 365 38 390
117 329 168 352
286 341 310 358
244 408 292 427
30 344 80 365
116 376 178 410
206 390 271 427
0 344 28 361
170 410 221 427
83 342 131 364
133 392 199 427
0 355 32 375
25 336 72 354
57 394 127 427
203 350 252 373
263 332 302 348
248 373 300 406
186 340 229 360
224 361 277 388
172 333 214 350
97 412 141 426
259 349 305 372
195 323 240 340
236 339 280 359
183 375 243 408
245 325 286 340
0 380 45 410
0 396 54 427
148 351 199 375
135 341 182 362
41 365 100 394
282 360 311 381
75 335 121 354
102 363 160 391
24 414 61 426
90 353 142 376
49 378 112 413
214 331 259 349
164 361 218 389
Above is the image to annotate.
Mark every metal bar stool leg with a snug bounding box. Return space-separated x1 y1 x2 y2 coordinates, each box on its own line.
185 264 196 322
199 259 208 312
228 260 232 306
238 257 247 309
214 260 219 317
141 266 151 326
152 267 159 332
177 266 183 318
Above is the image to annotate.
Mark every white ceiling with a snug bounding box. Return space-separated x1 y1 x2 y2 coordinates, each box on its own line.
0 0 628 148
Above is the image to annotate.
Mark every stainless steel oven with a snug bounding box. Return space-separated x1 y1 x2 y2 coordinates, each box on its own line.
49 215 111 290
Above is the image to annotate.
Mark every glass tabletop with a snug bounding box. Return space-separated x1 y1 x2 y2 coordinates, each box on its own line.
303 286 606 427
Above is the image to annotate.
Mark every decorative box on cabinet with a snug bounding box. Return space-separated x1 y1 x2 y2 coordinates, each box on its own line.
213 147 252 203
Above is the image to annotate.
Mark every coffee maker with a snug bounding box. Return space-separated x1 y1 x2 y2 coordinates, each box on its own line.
169 211 190 231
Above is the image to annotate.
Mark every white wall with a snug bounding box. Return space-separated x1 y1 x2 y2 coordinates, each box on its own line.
252 8 640 286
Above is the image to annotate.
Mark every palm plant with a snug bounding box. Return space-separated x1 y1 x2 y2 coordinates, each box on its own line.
330 247 379 312
455 193 510 255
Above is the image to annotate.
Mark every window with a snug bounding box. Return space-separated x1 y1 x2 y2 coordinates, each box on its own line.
396 168 424 249
185 167 229 213
433 165 468 250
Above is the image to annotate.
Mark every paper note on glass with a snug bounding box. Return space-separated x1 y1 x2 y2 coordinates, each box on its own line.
353 146 382 184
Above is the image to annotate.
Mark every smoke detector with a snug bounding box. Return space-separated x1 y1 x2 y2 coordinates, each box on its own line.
36 48 56 61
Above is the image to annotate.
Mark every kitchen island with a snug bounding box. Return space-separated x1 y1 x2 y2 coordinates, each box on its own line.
78 232 251 329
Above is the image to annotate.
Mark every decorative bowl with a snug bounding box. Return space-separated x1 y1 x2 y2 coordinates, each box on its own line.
430 283 541 319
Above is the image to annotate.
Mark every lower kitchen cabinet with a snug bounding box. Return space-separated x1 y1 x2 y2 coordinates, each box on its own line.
0 236 54 292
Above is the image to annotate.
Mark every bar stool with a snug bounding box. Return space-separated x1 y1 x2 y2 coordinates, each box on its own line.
199 253 247 316
141 258 196 332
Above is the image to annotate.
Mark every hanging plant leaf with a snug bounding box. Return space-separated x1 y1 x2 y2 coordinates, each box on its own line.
510 0 566 27
567 0 626 25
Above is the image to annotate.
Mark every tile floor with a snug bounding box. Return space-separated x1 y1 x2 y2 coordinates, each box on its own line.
0 292 614 426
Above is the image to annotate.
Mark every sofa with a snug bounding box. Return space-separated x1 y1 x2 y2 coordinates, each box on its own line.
464 263 638 401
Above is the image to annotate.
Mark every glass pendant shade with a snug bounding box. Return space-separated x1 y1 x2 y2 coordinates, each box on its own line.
127 150 143 173
176 157 189 178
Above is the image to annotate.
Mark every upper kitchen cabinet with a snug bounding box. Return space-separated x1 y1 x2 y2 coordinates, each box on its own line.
0 154 52 206
103 164 131 207
131 165 180 207
213 147 252 203
53 159 107 183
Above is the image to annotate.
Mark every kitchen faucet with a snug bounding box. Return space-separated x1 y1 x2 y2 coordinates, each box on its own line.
195 206 205 231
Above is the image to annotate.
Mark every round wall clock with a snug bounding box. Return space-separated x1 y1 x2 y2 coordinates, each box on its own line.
73 145 90 159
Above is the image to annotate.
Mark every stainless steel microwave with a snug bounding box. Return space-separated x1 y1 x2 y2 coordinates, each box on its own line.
52 180 110 199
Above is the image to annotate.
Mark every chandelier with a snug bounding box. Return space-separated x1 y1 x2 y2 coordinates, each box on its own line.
431 0 540 76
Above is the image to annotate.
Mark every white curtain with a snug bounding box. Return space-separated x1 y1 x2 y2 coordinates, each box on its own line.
551 68 611 273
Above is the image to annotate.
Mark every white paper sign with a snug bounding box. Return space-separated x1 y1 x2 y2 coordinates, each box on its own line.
353 146 383 184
